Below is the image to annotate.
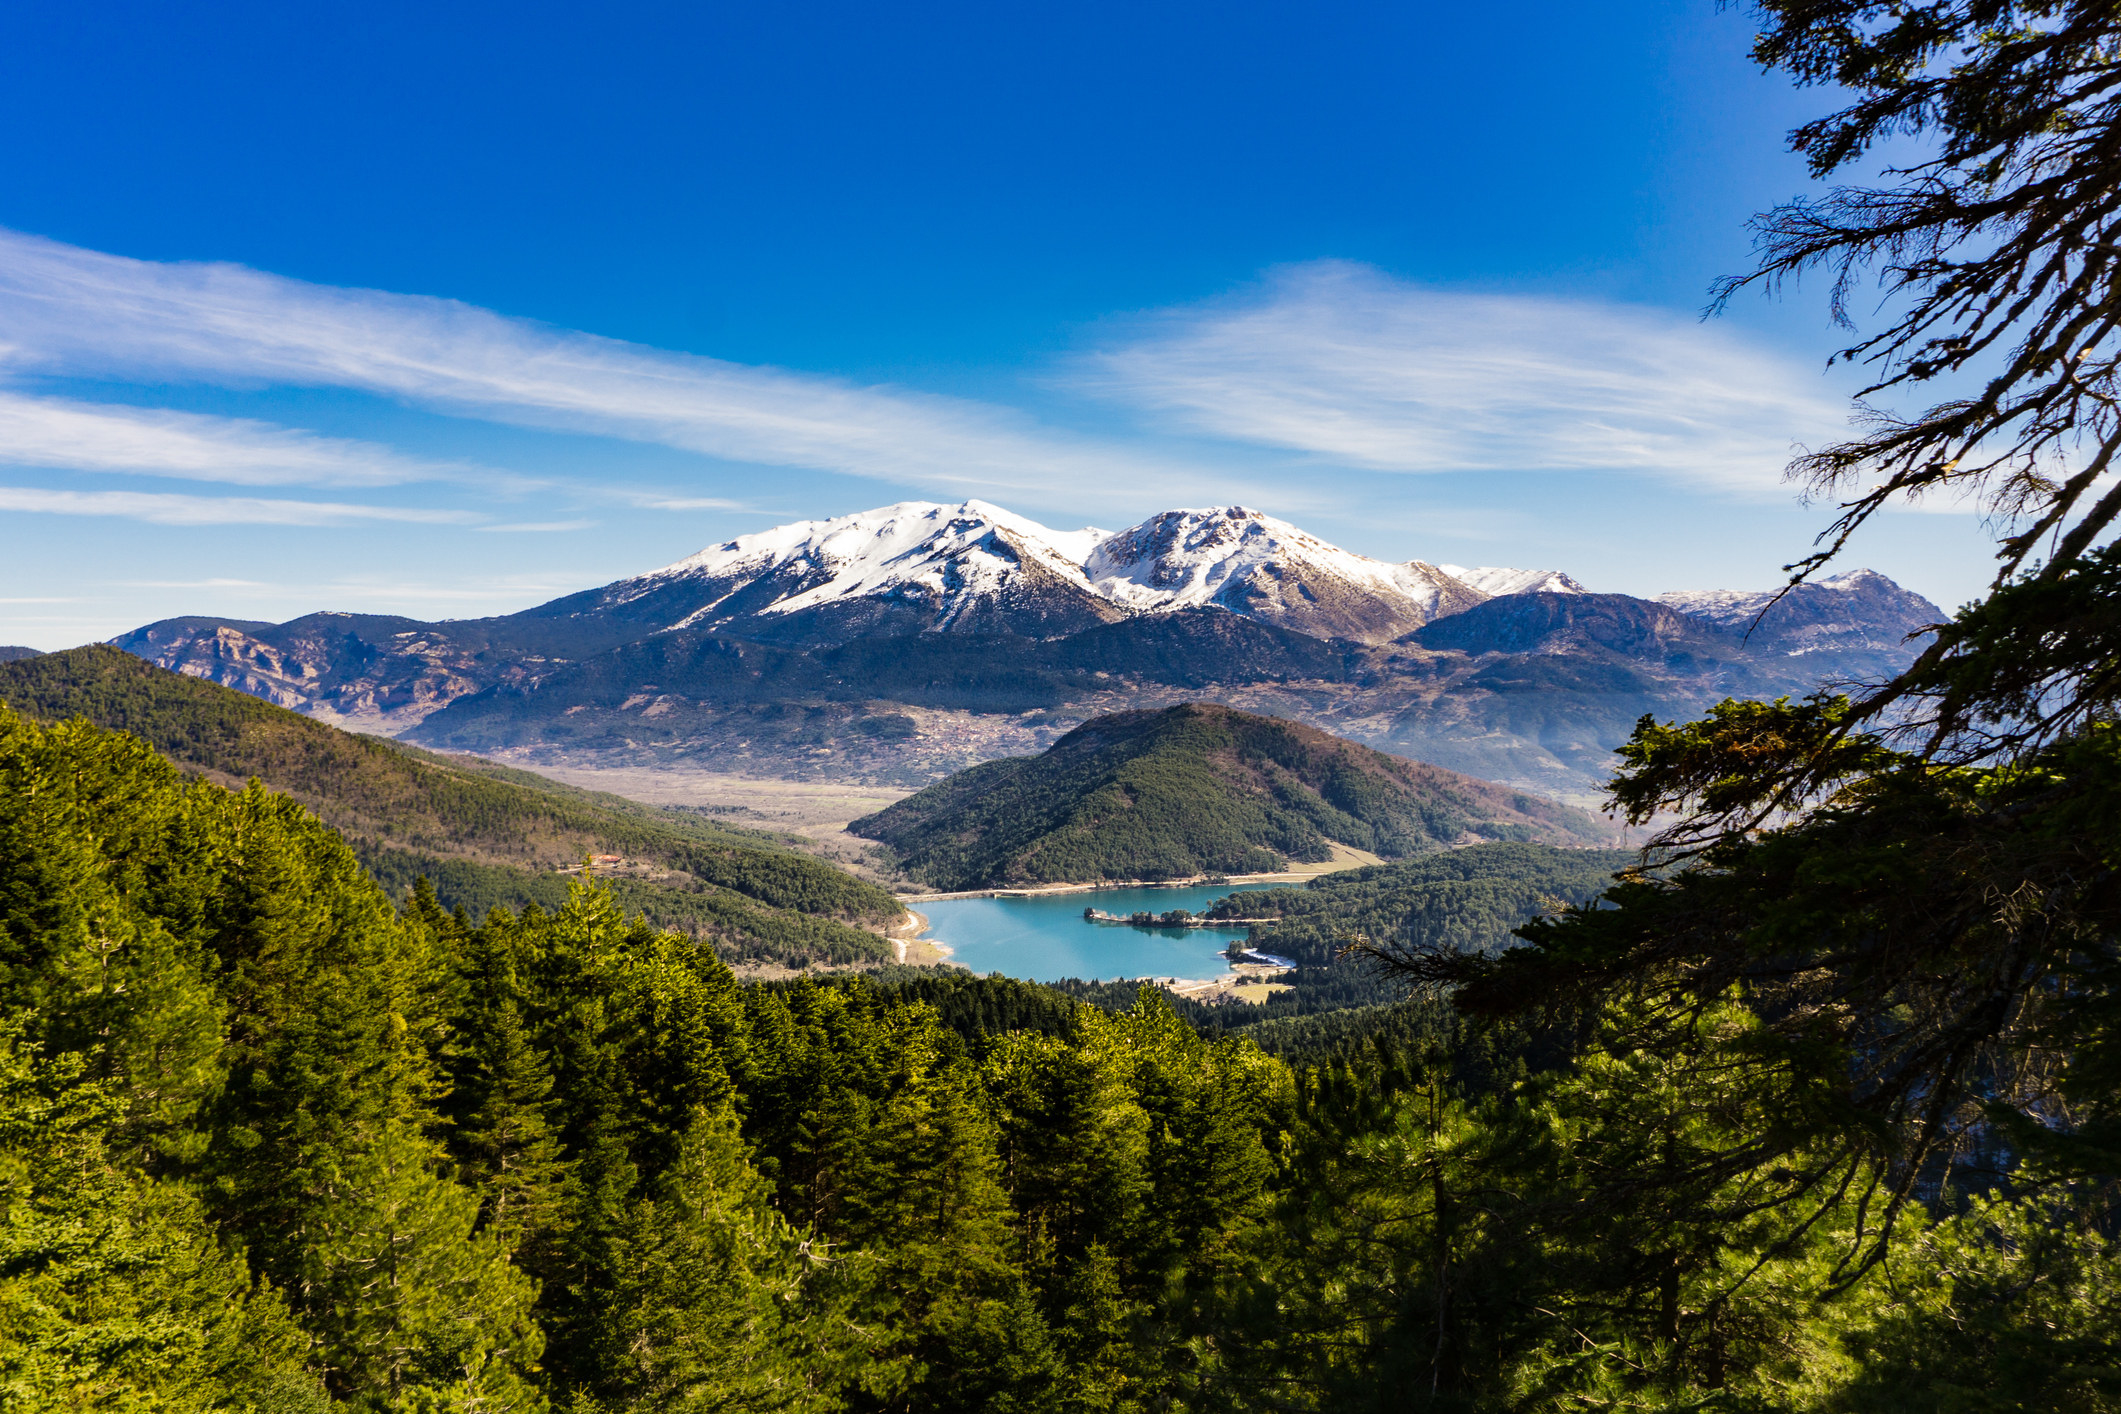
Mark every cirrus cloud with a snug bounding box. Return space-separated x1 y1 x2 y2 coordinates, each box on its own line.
0 388 498 488
0 486 480 526
1073 261 1856 495
0 227 1230 504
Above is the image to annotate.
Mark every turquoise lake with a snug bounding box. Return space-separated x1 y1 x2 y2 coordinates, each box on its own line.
914 882 1281 983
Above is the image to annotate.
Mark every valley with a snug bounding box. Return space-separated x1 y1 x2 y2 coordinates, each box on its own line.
489 761 912 831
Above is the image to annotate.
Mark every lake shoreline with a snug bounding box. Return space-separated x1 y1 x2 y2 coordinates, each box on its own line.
897 870 1332 903
907 880 1291 987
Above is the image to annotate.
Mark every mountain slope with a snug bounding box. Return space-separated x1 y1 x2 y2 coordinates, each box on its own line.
1409 591 1736 661
1436 566 1589 596
0 646 37 663
408 608 1361 753
113 609 649 732
103 499 1947 801
1655 568 1942 654
110 501 1489 727
1200 841 1634 967
0 646 901 964
849 703 1612 890
1083 506 1483 643
530 499 1127 646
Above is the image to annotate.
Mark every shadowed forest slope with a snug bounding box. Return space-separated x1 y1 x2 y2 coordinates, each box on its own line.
0 646 900 964
852 703 1613 889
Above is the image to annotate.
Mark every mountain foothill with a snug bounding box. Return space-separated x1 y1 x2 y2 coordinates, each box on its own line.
0 645 906 969
106 499 1945 803
851 702 1612 891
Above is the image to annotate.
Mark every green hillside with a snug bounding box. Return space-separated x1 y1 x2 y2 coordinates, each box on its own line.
1203 841 1635 966
1061 842 1637 1042
0 646 900 964
850 702 1613 890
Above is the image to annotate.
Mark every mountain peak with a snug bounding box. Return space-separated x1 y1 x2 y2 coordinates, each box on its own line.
554 500 1495 647
1655 570 1944 654
641 499 1104 589
1439 565 1589 597
536 500 1121 645
1084 505 1484 643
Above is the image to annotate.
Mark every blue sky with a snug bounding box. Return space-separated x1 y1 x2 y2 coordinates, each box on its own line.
0 0 1995 648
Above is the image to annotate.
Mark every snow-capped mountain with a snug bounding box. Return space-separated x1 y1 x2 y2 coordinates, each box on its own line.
1438 565 1589 597
112 497 1946 781
526 500 1489 646
659 501 1107 613
522 500 1128 645
1655 569 1943 654
1084 507 1485 644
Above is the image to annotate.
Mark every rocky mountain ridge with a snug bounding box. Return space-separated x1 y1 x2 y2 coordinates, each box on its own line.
539 500 1494 648
1654 569 1943 655
103 500 1947 801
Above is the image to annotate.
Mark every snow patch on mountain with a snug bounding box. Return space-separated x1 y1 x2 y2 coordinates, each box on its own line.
596 500 1113 632
643 501 1098 609
596 499 1930 654
614 501 1490 643
1082 506 1484 643
1654 569 1943 654
1085 507 1457 611
1438 565 1589 597
1654 569 1885 624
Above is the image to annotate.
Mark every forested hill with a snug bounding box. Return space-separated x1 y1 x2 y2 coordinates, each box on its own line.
1204 842 1636 967
0 646 901 964
0 646 37 663
851 703 1613 890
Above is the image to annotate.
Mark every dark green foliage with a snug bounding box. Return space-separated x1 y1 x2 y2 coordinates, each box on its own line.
0 704 545 1409
0 1025 326 1411
0 645 900 967
1234 999 1456 1064
7 681 2119 1409
1213 842 1635 967
577 1108 865 1413
359 846 896 967
854 703 1609 889
859 968 1084 1044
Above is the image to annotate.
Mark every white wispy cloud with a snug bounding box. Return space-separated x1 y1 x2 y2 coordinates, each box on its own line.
1073 261 1856 495
0 228 1226 502
621 494 751 511
0 486 480 526
119 578 270 589
0 389 496 488
477 519 597 533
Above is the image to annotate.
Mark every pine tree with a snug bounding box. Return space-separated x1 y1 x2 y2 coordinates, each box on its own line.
450 918 573 1263
0 1021 325 1412
296 1126 546 1410
0 710 226 1165
984 1029 1149 1266
579 1106 868 1413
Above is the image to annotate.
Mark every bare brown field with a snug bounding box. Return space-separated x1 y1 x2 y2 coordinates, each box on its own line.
496 761 910 828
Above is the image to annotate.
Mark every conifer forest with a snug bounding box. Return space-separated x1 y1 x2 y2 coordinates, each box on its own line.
11 3 2121 1410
